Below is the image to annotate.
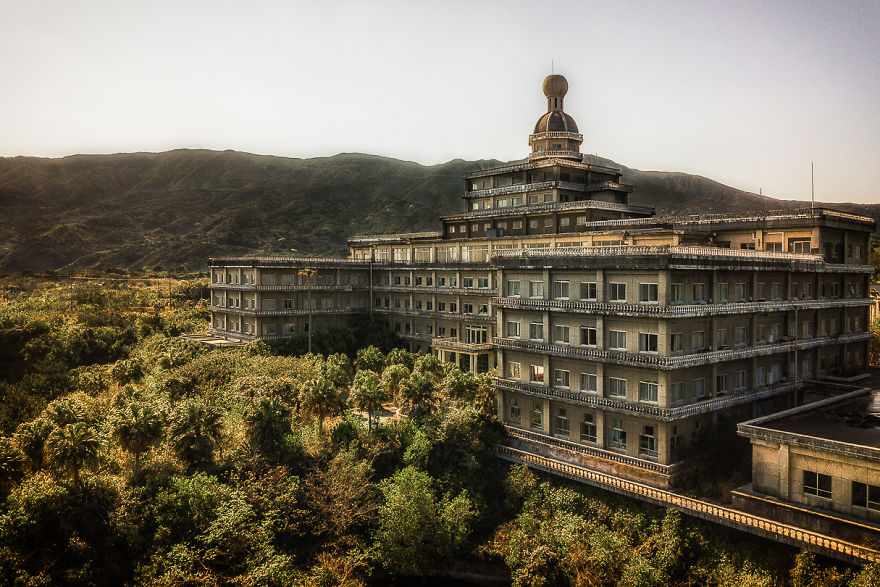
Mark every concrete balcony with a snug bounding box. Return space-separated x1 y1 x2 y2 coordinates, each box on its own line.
529 150 583 160
372 307 495 323
372 284 498 296
443 198 649 222
492 332 872 370
493 297 873 318
210 283 370 292
431 337 494 352
495 378 803 422
209 305 363 317
529 130 584 142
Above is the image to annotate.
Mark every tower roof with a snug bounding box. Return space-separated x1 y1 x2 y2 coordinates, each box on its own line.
542 74 568 98
533 111 579 133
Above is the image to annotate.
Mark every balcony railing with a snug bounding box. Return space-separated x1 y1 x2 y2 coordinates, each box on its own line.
495 378 802 421
529 150 583 160
493 296 872 318
210 283 370 292
462 179 635 200
464 158 621 179
431 337 494 352
492 244 823 263
492 332 872 370
372 284 498 296
209 305 364 317
528 131 584 142
503 425 676 474
372 307 495 323
444 197 649 221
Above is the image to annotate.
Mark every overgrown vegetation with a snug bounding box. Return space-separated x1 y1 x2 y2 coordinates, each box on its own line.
0 276 877 585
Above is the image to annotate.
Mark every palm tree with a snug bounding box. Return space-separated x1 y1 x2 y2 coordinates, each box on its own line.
14 418 54 472
169 401 223 466
297 268 318 354
110 402 163 476
245 396 292 458
380 363 410 404
301 377 342 434
46 422 100 490
398 371 437 421
350 370 388 431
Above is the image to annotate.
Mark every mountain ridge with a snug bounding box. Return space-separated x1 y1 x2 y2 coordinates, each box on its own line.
0 149 875 272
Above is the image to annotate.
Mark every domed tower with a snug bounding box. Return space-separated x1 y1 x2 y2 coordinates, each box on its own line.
529 74 583 161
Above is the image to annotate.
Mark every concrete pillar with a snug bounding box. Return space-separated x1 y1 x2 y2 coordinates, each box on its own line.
542 398 551 434
778 444 791 499
597 269 606 302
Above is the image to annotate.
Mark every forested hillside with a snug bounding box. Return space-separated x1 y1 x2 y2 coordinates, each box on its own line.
0 150 876 273
1 276 878 585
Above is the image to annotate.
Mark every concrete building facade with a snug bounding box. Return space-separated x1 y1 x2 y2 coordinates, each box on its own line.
206 75 875 488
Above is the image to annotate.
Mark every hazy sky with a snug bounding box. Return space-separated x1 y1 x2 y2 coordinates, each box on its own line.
2 0 878 204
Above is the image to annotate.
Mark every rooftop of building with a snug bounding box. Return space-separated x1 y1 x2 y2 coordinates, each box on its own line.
739 386 880 462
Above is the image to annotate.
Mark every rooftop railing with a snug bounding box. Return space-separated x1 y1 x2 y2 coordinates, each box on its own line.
463 158 621 179
449 196 647 221
492 244 823 262
529 150 583 160
462 179 635 200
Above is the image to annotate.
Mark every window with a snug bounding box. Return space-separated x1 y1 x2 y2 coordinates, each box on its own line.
529 322 544 341
608 377 627 398
717 328 729 347
692 331 706 351
671 283 685 303
508 399 521 423
554 325 570 343
508 362 521 379
693 283 706 302
580 326 597 346
755 366 766 386
283 299 295 309
559 217 570 227
639 425 658 457
803 471 832 499
692 378 706 399
462 277 474 288
554 369 570 388
609 283 627 301
580 413 597 442
529 281 544 298
529 219 538 229
580 373 597 392
580 282 597 300
477 277 489 289
735 282 747 301
639 283 659 303
735 327 747 346
576 215 587 226
530 402 543 429
554 408 570 436
513 220 523 229
449 277 458 287
530 365 545 383
609 419 627 450
790 238 811 254
670 382 684 403
717 374 728 394
852 482 880 511
553 280 570 299
670 333 684 352
449 302 458 312
638 381 658 403
608 330 627 350
638 333 658 353
507 321 521 338
463 303 474 314
718 282 729 302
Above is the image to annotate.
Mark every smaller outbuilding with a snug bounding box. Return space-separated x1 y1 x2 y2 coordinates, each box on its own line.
734 387 880 544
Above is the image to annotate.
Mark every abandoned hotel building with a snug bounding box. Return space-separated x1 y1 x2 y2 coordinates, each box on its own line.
205 75 877 532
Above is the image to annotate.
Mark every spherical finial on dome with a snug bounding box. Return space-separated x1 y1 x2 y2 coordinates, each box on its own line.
542 74 568 98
